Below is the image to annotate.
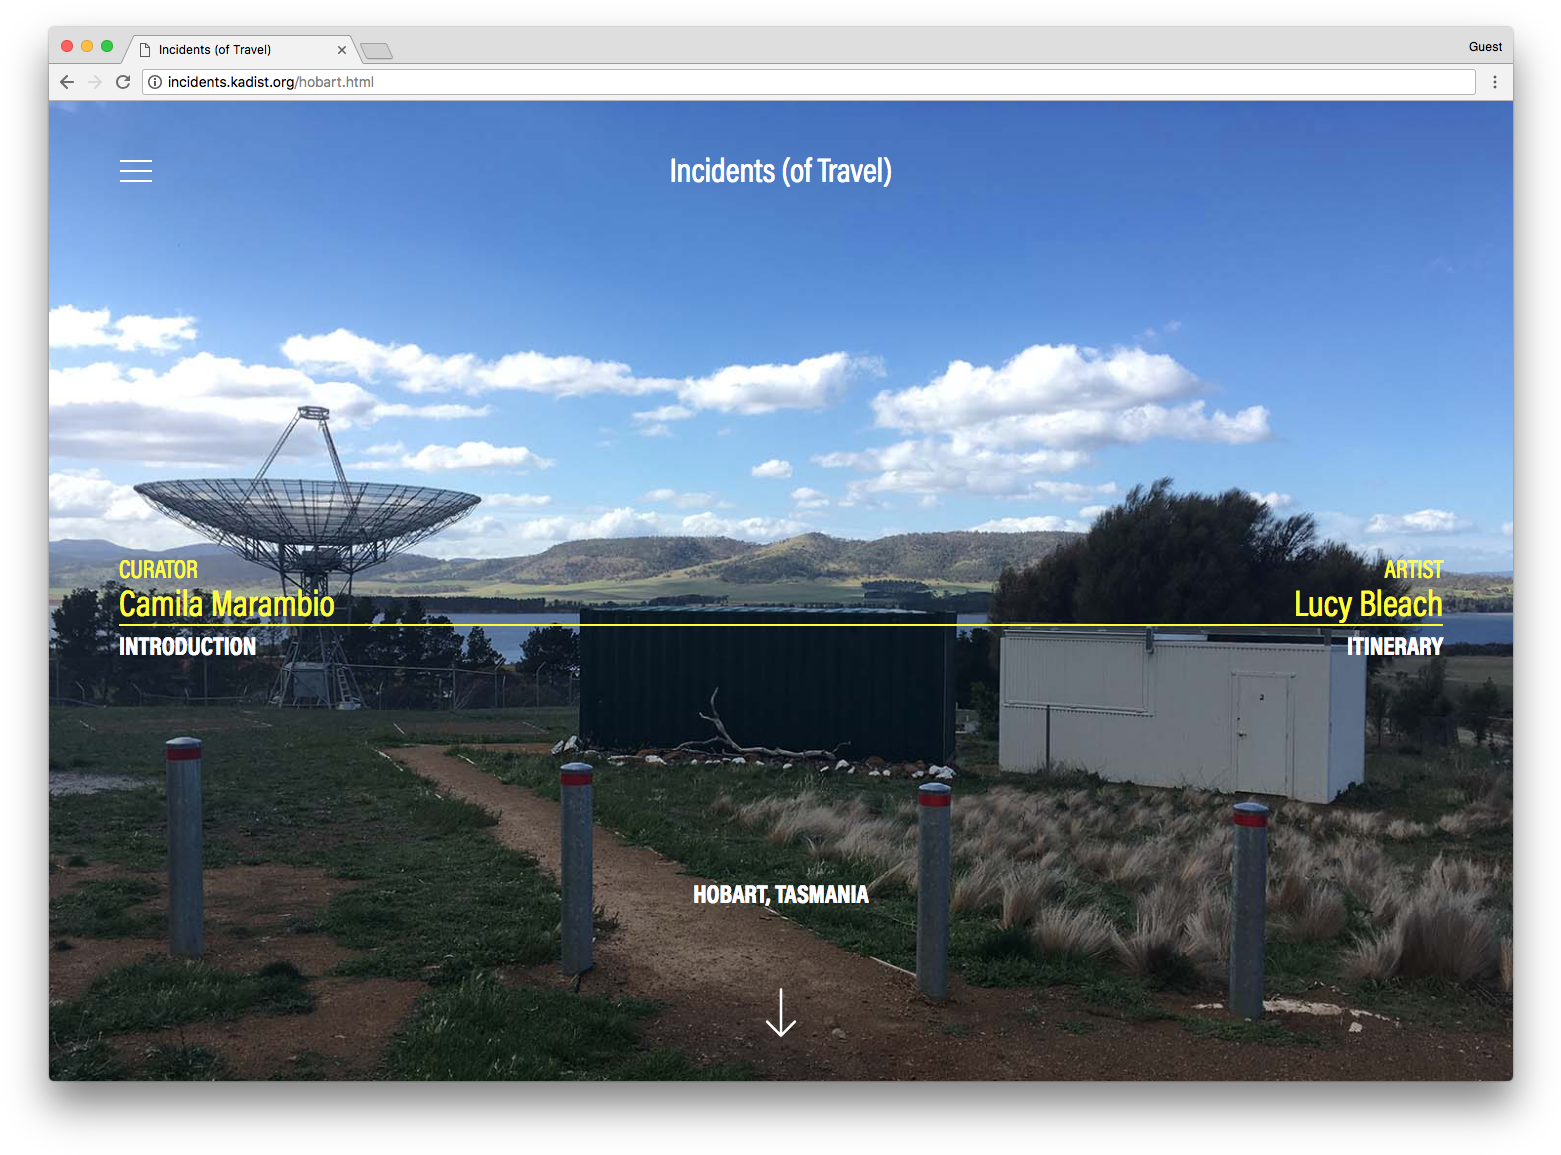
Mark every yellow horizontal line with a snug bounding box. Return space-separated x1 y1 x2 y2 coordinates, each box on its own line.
115 621 1441 629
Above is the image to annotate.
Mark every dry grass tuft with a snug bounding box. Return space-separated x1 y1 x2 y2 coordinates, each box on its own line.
1277 887 1348 943
951 857 1005 914
1183 887 1231 969
1115 905 1189 979
1345 887 1500 984
997 864 1064 928
1031 906 1120 960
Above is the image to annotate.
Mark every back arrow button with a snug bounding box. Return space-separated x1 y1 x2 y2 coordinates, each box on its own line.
59 74 72 89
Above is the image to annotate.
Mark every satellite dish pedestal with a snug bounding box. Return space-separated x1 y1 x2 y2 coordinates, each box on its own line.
135 406 481 710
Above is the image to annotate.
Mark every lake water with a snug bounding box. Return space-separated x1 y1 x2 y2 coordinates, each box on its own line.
50 608 1514 663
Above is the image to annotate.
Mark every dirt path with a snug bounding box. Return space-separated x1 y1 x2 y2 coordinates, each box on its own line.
387 747 1512 1081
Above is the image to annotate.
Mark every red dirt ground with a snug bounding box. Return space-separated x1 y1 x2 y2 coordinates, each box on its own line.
49 862 419 1078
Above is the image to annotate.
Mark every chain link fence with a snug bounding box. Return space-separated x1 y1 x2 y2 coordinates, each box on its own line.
48 652 575 711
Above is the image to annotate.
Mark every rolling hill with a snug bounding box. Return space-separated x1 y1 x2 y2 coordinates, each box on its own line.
49 530 1080 597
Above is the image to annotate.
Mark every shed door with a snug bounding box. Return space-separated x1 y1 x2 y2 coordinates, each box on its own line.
1234 675 1290 796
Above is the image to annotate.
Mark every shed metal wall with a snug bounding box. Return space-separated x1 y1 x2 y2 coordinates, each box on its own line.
999 631 1364 802
580 607 956 762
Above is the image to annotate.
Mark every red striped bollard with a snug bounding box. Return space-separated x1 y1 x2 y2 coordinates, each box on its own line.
1229 800 1270 1019
560 762 594 975
165 737 204 958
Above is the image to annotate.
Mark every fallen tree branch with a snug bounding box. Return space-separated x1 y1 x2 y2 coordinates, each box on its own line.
671 687 848 761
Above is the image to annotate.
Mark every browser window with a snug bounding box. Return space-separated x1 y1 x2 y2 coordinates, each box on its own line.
47 25 1513 1088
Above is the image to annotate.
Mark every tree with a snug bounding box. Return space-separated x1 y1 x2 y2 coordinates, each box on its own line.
1460 677 1502 746
992 479 1409 628
970 682 999 742
52 587 103 662
1367 679 1393 748
462 626 506 669
514 626 579 675
1389 658 1455 747
954 627 999 706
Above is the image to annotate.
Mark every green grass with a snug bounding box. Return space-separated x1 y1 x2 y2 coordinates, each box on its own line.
50 876 161 938
50 957 314 1045
50 1039 128 1080
1182 1016 1319 1047
48 706 736 1079
383 972 749 1080
139 1044 231 1080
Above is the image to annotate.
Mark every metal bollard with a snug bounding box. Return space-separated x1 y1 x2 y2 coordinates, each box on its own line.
164 737 204 958
1229 800 1270 1019
559 761 594 976
916 781 952 1000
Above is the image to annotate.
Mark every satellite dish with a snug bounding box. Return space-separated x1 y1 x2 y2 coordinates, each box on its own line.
135 406 481 709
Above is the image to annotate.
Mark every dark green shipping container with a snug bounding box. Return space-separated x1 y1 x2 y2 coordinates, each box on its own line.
579 606 956 763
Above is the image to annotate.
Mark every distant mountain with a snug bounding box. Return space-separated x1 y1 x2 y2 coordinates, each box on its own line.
49 530 1078 594
685 530 1079 584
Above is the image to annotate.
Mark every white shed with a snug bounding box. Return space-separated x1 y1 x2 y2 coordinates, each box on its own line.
998 631 1366 802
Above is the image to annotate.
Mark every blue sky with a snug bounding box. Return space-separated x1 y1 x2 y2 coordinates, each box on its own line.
49 100 1513 569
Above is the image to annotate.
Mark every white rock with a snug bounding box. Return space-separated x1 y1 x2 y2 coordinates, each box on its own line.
562 735 580 753
846 768 855 774
1349 1022 1363 1034
644 755 666 765
731 757 746 765
550 739 565 755
782 763 793 770
834 759 850 770
912 771 924 779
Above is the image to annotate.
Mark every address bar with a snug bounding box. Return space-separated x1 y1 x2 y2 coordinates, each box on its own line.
139 67 1479 98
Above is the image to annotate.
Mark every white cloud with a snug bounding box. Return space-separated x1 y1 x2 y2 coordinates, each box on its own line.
820 343 1269 501
284 328 874 415
751 459 793 479
970 515 1089 534
352 441 554 473
469 503 811 556
514 507 665 542
678 512 809 541
50 305 196 352
1502 521 1513 537
1079 504 1111 521
816 438 1092 504
791 487 830 509
1249 491 1294 510
480 492 552 508
48 469 195 550
644 489 720 509
49 469 154 521
1364 509 1471 535
49 355 488 466
632 404 695 424
363 441 405 457
872 344 1205 433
